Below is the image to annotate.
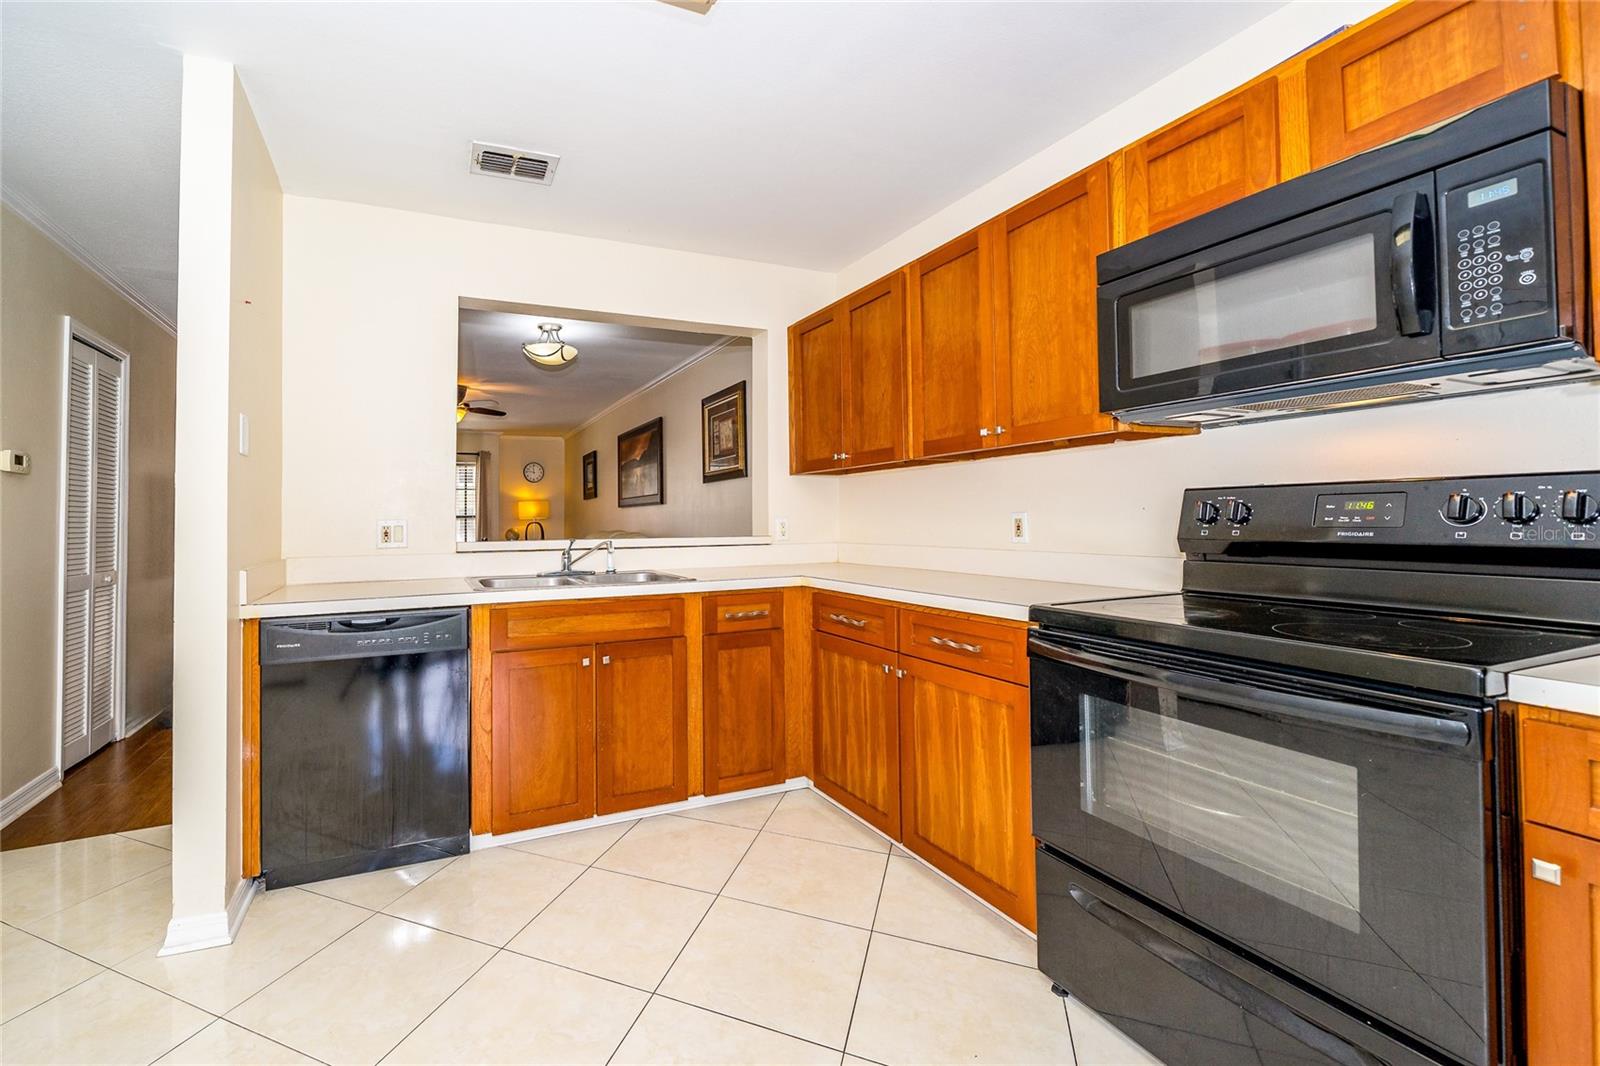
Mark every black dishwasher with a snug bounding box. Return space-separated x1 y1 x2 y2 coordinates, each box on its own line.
259 609 470 889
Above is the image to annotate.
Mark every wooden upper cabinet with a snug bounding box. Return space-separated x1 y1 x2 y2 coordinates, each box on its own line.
812 631 900 837
788 302 846 473
595 637 687 815
1120 78 1279 242
842 272 908 468
898 655 1034 928
1305 0 1562 169
991 163 1115 445
491 646 595 833
704 629 786 795
908 230 992 458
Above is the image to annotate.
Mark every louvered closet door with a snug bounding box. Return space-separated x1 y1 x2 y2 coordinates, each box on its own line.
61 340 124 769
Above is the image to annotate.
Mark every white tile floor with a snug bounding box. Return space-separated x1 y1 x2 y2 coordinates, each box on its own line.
0 787 1163 1065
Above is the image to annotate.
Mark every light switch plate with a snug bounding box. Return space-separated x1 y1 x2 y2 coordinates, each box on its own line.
378 520 407 548
0 449 30 474
1011 512 1030 544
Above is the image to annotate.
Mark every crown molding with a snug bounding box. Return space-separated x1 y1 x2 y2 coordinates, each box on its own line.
2 185 176 336
563 335 742 440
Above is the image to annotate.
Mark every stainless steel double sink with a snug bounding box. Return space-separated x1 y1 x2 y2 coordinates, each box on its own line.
470 571 693 591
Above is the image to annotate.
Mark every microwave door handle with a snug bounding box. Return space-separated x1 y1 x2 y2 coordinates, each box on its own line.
1390 190 1436 336
1026 637 1470 747
1065 885 1386 1066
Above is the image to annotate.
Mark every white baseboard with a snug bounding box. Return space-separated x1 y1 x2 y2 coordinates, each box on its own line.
470 777 809 851
158 876 257 956
1 766 62 829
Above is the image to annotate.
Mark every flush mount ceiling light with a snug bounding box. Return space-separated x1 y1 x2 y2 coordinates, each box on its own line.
523 322 578 368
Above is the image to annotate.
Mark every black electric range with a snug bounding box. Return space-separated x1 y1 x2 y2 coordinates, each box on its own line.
1027 472 1599 1066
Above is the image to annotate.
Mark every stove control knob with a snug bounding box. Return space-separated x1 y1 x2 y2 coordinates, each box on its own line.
1499 491 1541 524
1560 489 1600 525
1193 500 1221 526
1226 499 1252 526
1442 492 1484 525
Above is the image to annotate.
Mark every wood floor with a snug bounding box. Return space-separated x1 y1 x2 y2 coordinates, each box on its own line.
1 720 171 851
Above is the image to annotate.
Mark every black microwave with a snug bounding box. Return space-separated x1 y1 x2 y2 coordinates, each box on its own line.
1098 80 1595 427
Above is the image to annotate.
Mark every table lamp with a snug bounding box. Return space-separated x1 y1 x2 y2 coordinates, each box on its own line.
517 499 549 540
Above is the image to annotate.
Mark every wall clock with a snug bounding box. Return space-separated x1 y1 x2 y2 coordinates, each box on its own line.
522 461 546 483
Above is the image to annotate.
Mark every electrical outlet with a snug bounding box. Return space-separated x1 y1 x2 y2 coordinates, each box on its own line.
775 517 789 540
1010 512 1030 544
378 520 407 548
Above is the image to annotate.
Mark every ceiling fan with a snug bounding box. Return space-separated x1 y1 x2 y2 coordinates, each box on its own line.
457 385 506 422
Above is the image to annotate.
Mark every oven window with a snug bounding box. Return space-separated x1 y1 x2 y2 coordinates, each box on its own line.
1128 232 1379 378
1082 695 1361 932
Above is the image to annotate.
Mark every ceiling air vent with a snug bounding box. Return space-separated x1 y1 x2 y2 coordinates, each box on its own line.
470 141 560 186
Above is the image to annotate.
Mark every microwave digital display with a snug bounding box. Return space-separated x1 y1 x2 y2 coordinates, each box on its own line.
1315 492 1406 526
1467 177 1518 208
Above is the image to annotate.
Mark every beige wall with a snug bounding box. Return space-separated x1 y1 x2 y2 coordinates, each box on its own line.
0 205 177 801
829 0 1600 585
280 197 836 582
456 430 566 540
564 342 752 538
168 58 283 941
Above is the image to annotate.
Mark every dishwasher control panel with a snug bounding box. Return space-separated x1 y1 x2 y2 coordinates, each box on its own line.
260 609 469 665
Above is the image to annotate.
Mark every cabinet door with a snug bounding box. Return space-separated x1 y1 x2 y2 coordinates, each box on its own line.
908 230 992 458
704 630 786 795
491 646 595 833
1121 78 1278 241
899 656 1034 928
1523 822 1600 1066
812 632 900 838
595 637 688 814
842 272 908 468
788 303 846 473
992 163 1114 446
1306 0 1561 170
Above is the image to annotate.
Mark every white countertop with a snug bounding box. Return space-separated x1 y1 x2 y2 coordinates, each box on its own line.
1508 654 1600 717
242 562 1167 622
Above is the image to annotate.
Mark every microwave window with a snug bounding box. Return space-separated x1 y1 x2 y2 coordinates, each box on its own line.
1128 232 1379 378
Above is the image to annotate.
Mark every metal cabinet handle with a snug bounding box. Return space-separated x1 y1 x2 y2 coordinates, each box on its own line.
994 425 1005 435
831 452 841 460
724 609 770 621
581 656 591 667
827 612 868 629
601 654 611 665
895 668 906 678
839 453 850 461
882 663 891 674
1532 858 1563 885
979 427 990 437
929 634 983 654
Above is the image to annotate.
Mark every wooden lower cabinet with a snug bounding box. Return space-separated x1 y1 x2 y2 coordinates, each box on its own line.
1523 821 1600 1066
898 655 1034 929
704 629 786 795
813 632 901 837
490 645 596 834
596 637 688 815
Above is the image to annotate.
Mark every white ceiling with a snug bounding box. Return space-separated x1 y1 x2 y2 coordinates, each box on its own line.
1 1 1288 327
457 308 734 434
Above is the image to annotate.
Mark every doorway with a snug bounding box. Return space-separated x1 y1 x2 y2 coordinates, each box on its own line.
59 332 128 770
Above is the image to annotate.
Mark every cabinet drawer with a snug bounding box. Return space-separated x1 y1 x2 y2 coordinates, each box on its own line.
898 609 1029 685
703 591 783 634
490 596 684 651
813 593 897 650
1522 718 1600 841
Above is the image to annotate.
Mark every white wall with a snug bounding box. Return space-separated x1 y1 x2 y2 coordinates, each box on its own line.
828 0 1600 587
564 342 753 539
0 206 177 803
280 197 836 583
168 58 282 947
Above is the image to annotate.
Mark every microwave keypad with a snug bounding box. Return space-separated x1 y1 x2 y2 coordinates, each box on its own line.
1442 163 1549 331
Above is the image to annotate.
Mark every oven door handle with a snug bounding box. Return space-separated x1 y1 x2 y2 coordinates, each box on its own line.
1027 637 1471 747
1066 884 1385 1066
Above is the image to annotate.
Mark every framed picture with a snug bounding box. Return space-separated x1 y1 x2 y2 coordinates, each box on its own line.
617 417 664 507
581 450 598 500
701 380 747 483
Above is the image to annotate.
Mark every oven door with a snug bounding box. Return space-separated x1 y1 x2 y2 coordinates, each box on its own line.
1098 173 1440 416
1029 632 1496 1066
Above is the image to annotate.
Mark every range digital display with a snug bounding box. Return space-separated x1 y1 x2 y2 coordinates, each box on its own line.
1315 492 1407 527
